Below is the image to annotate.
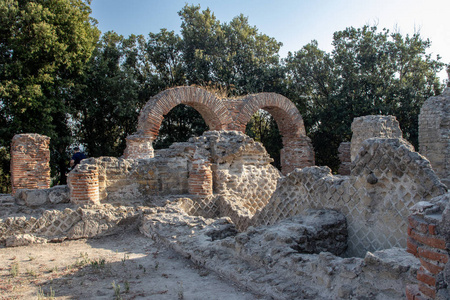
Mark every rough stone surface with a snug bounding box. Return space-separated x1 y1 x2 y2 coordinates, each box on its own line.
350 115 403 161
253 138 447 257
419 87 450 187
10 133 50 193
13 185 70 207
140 201 420 300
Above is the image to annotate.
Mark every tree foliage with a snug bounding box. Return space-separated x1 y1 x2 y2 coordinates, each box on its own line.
0 0 99 186
286 26 444 170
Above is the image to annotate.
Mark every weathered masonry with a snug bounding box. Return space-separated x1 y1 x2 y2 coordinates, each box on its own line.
10 134 50 194
124 86 315 175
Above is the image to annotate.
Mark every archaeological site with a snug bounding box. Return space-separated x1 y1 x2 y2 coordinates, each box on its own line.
2 86 450 299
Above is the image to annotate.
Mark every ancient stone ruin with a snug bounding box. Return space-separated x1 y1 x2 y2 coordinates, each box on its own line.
3 86 450 299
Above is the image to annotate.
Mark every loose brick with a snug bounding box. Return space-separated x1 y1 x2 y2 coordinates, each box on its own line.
417 267 436 287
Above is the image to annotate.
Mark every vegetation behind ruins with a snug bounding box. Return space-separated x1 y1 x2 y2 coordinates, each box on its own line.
0 1 447 192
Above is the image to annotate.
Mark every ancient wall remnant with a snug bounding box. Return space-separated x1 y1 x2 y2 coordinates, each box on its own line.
419 88 450 187
338 141 351 175
69 131 280 209
406 194 450 300
10 134 51 194
124 86 314 174
253 138 447 257
350 115 403 161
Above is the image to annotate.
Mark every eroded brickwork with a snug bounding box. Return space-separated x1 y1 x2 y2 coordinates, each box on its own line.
11 134 50 194
189 159 213 196
350 115 403 161
419 88 450 187
67 164 100 206
406 195 450 300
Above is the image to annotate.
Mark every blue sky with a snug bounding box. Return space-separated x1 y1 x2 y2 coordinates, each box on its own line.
90 0 449 80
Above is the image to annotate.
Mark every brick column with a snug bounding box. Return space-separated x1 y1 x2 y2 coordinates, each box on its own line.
338 142 351 175
68 164 99 205
406 202 449 299
123 134 154 159
10 134 50 194
188 159 213 196
280 136 315 175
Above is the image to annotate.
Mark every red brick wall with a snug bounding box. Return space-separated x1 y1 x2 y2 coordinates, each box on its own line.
188 159 213 196
10 134 50 194
406 209 449 299
67 165 100 206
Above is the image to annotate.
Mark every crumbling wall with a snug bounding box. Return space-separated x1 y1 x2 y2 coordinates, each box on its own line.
253 138 447 257
140 201 420 299
419 88 450 187
350 115 403 161
10 134 50 194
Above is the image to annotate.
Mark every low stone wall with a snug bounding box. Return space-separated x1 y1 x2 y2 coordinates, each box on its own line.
0 204 141 247
253 138 447 257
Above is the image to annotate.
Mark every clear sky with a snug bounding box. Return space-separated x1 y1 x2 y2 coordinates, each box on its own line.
90 0 449 81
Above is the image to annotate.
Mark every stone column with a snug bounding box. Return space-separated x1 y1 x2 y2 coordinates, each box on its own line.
419 88 450 187
68 164 100 205
11 134 50 194
123 134 154 159
350 115 403 162
338 142 351 175
188 159 213 196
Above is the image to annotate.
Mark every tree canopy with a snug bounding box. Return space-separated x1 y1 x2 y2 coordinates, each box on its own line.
0 3 447 192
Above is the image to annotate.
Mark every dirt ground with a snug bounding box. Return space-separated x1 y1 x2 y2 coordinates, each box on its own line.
0 230 264 300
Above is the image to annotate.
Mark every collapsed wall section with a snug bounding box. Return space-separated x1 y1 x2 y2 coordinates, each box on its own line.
253 138 447 257
11 134 51 194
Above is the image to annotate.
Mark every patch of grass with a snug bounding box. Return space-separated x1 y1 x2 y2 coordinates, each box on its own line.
90 258 106 269
121 253 129 266
112 281 122 300
10 262 19 278
124 280 130 293
177 281 184 300
26 268 38 277
37 286 55 299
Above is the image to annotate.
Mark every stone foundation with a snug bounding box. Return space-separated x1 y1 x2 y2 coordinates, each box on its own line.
10 134 50 194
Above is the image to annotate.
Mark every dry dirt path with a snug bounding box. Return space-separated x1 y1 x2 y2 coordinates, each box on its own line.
0 230 265 300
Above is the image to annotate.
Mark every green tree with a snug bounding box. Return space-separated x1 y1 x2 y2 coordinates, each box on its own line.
72 32 146 157
0 0 99 187
286 26 444 170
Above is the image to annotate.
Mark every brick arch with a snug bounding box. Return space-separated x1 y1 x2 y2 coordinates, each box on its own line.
232 93 306 136
231 93 314 174
136 86 232 138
